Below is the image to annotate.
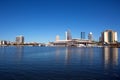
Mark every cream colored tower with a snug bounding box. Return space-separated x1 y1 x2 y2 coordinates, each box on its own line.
102 30 118 43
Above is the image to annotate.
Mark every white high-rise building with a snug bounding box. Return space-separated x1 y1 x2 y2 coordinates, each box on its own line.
65 29 72 41
115 32 118 41
101 30 118 43
65 31 67 40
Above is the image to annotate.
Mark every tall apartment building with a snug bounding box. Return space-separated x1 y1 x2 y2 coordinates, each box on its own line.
16 35 24 44
101 30 117 43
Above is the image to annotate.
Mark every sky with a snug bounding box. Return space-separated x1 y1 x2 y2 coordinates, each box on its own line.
0 0 120 43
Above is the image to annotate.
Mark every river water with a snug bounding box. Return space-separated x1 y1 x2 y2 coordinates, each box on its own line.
0 46 120 80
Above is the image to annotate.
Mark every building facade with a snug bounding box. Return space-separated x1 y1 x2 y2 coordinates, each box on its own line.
88 32 93 41
16 35 24 44
101 30 118 44
65 29 72 40
81 32 85 40
0 40 7 45
56 35 60 42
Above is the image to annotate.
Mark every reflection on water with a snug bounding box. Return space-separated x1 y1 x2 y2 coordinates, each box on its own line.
103 47 118 68
0 46 24 63
0 47 119 68
55 47 119 69
0 47 6 61
15 46 24 62
55 47 60 63
64 47 94 65
0 47 120 80
65 47 71 64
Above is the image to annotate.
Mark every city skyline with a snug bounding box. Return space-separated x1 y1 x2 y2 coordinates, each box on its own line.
0 0 120 43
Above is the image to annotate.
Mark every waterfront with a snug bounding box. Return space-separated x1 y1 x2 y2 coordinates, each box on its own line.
0 46 120 80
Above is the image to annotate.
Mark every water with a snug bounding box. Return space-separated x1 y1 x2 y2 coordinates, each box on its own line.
0 46 120 80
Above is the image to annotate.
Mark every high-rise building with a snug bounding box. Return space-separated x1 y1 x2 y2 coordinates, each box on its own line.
81 32 85 40
56 35 60 41
0 40 7 45
88 32 93 41
16 35 24 44
65 29 72 40
101 30 118 43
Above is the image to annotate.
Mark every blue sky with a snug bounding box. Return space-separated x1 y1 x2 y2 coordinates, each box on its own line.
0 0 120 43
